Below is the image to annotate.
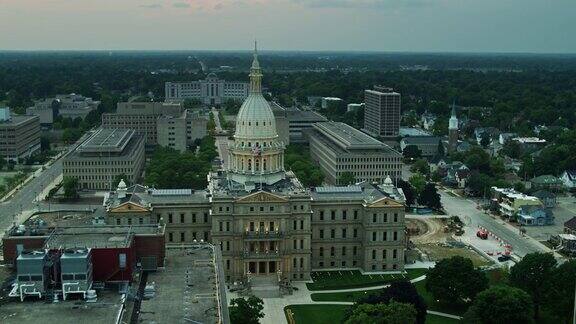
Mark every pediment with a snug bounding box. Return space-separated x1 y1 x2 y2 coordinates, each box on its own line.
110 201 150 213
236 191 288 203
367 197 404 208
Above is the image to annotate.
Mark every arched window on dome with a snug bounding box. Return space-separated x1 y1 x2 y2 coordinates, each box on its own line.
263 159 267 171
248 159 252 171
241 159 244 170
255 159 260 172
248 142 251 147
256 122 259 126
248 122 251 126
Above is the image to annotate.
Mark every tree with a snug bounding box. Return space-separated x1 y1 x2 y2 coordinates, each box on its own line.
353 281 427 324
339 171 356 185
418 183 442 210
397 179 415 206
437 140 445 157
509 252 556 320
480 132 491 148
40 136 51 152
403 145 422 160
229 296 264 324
547 260 576 322
463 286 534 324
62 177 79 199
409 173 426 195
426 256 488 305
410 159 430 177
501 140 522 159
344 302 417 324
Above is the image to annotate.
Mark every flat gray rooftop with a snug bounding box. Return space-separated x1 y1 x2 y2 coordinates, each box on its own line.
139 246 224 324
44 225 162 249
77 128 133 153
314 122 387 150
0 289 124 324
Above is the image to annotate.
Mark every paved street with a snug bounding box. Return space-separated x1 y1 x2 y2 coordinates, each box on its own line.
0 131 92 235
212 108 230 169
440 190 552 258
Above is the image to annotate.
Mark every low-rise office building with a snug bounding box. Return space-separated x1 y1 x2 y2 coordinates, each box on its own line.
271 103 328 144
63 128 145 190
165 73 249 105
102 101 183 146
26 93 99 127
157 110 208 152
0 108 41 162
307 122 403 185
400 136 442 158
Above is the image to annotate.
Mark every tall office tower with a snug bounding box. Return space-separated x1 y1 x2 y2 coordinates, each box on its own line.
364 86 401 138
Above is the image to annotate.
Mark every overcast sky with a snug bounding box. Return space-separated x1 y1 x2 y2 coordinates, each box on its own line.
0 0 574 53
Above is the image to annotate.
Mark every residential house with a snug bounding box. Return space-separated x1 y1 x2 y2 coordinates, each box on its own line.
474 127 500 146
564 217 576 235
517 205 554 226
561 170 576 189
530 175 563 191
421 112 437 130
532 190 557 208
499 133 518 145
456 141 472 153
491 187 542 218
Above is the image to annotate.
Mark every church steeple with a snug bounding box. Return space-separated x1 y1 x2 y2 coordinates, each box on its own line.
249 41 262 94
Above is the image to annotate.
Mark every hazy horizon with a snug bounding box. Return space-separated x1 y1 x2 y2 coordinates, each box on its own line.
0 0 575 53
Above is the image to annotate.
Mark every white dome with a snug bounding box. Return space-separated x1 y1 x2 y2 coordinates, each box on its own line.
235 94 277 140
118 179 127 190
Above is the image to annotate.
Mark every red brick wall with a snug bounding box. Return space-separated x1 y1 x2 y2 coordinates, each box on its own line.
133 234 165 267
2 236 47 266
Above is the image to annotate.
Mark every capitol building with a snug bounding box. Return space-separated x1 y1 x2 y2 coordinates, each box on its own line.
105 45 407 284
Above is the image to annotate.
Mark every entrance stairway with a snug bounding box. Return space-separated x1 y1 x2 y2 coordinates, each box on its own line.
250 275 281 298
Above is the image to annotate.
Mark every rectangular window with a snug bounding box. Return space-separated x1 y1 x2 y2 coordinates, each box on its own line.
180 213 185 223
227 222 230 231
204 231 208 241
300 220 304 230
331 210 336 220
383 232 388 241
320 211 324 220
180 232 185 242
293 240 297 249
319 229 324 239
116 218 121 225
372 250 376 260
384 213 388 223
394 231 398 241
353 228 358 238
394 213 398 222
342 228 347 238
393 249 398 259
354 210 358 219
219 222 223 231
168 214 173 223
342 210 347 220
331 229 335 239
293 220 297 230
204 213 208 223
372 214 377 223
192 213 196 223
139 217 143 224
300 240 304 249
353 246 357 255
169 232 173 242
342 247 346 256
372 232 377 241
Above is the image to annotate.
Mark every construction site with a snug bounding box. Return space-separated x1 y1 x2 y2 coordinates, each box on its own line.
407 216 493 267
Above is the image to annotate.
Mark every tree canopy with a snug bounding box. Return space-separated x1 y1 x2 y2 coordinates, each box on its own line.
344 301 417 324
463 286 534 324
426 256 488 305
229 296 264 324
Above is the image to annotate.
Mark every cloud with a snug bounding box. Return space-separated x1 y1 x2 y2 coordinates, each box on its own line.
140 3 163 9
173 2 191 8
291 0 435 9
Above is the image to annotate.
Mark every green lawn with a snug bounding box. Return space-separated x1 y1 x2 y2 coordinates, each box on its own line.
285 304 350 324
285 304 460 323
306 268 428 291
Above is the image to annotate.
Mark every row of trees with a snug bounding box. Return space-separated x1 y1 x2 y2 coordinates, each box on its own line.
425 254 576 323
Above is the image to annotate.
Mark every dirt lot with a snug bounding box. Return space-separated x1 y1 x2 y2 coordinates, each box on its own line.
408 217 492 267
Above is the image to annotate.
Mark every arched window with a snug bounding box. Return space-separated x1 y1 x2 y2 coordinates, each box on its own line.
240 159 244 170
263 159 267 171
248 159 252 171
255 159 260 171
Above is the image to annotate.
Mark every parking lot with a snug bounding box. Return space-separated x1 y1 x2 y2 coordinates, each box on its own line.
523 196 576 241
